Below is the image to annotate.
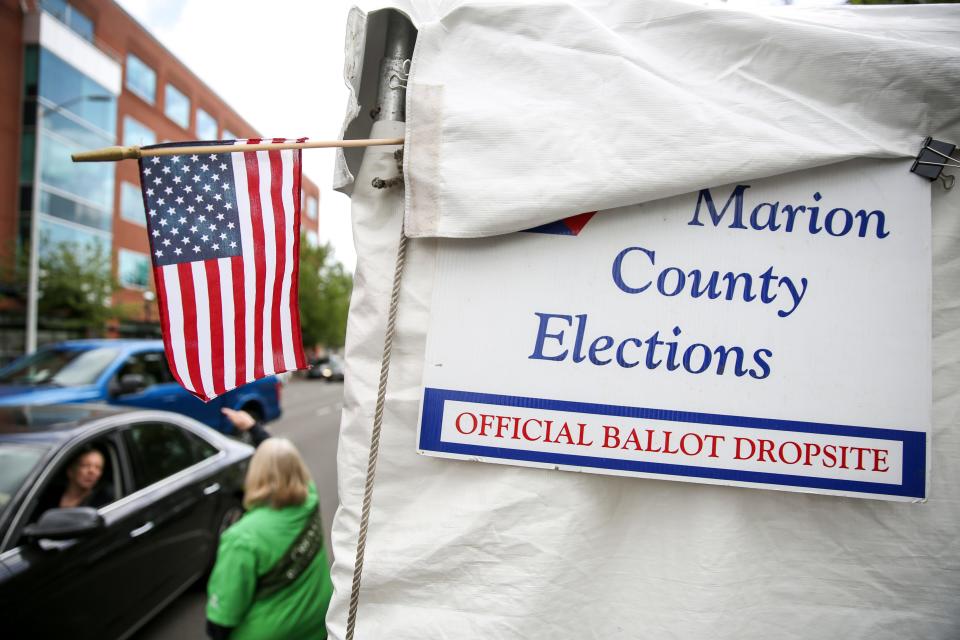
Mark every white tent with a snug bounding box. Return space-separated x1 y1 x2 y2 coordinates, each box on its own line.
329 2 960 638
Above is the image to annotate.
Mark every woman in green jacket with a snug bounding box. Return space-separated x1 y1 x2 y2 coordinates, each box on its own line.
206 423 333 639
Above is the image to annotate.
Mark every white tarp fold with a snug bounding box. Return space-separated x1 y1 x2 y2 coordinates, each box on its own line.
328 2 960 638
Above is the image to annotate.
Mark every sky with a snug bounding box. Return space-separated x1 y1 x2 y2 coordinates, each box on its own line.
116 0 359 270
115 0 847 272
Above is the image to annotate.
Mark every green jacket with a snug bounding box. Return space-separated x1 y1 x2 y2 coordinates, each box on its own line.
207 482 332 639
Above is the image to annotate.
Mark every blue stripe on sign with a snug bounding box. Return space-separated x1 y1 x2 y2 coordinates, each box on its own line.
523 220 576 235
419 388 926 499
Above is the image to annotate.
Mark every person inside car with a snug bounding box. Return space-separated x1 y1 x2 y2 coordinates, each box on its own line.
59 445 111 509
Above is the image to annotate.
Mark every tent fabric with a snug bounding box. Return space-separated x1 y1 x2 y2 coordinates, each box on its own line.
327 2 960 638
401 0 960 238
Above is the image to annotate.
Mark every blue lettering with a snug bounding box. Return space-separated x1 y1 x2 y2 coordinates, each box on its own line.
528 313 572 361
689 185 749 229
612 246 654 294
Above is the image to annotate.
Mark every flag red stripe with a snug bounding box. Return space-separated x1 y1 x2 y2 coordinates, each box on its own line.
154 266 190 391
176 262 204 397
204 260 226 397
268 150 287 372
290 150 307 369
230 255 247 388
244 150 266 380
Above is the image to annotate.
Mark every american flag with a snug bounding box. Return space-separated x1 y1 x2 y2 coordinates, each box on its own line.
139 138 307 402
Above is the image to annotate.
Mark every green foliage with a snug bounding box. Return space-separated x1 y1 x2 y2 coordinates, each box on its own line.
298 239 353 349
0 238 126 333
36 241 125 331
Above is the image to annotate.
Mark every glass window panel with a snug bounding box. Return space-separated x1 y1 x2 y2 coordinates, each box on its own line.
40 0 68 21
120 182 145 226
124 423 201 489
306 230 318 246
40 189 111 231
222 129 238 141
39 130 114 211
19 131 35 183
123 116 155 146
307 196 318 220
38 217 109 265
67 5 94 41
125 53 156 104
164 84 190 129
196 108 217 140
38 49 116 136
43 109 113 149
23 46 38 96
119 249 149 289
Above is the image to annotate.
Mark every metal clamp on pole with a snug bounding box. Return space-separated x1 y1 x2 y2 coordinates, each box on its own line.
911 136 957 190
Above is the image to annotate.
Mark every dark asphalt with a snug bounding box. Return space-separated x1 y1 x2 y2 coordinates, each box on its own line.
131 377 343 640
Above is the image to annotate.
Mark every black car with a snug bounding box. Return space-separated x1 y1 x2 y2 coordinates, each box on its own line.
0 404 253 640
307 355 345 382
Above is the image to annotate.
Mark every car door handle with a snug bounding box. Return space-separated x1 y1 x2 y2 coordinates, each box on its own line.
129 521 155 538
203 482 221 496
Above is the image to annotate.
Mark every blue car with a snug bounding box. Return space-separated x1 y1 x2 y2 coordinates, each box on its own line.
0 340 281 434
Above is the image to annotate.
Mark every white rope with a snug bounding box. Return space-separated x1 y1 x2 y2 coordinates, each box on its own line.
345 226 408 640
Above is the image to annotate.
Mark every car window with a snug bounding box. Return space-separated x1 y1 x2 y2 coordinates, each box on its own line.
22 437 124 535
0 347 119 386
116 351 174 387
0 443 48 521
124 423 218 490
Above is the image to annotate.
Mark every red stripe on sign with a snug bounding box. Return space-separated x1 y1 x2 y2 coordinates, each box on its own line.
231 255 246 388
154 266 189 391
176 262 205 399
204 260 226 397
268 150 287 373
290 149 307 369
244 150 266 380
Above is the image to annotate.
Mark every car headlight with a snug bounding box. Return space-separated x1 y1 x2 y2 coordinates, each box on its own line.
322 368 333 376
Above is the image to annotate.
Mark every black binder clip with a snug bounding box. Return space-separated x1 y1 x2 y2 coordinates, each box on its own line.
911 137 957 190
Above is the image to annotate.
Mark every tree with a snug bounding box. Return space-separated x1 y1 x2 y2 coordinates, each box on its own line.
0 239 126 336
37 241 128 333
298 239 353 350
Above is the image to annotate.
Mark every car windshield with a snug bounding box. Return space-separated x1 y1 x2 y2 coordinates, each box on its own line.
0 443 48 519
0 348 119 386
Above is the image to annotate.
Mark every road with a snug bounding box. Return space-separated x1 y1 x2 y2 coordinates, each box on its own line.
132 377 343 640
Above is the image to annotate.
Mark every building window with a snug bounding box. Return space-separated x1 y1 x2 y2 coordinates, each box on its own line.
164 83 190 129
306 230 318 247
306 196 318 220
118 249 150 289
125 53 156 104
38 48 116 139
39 131 114 221
120 182 145 225
38 216 110 268
41 0 94 42
222 129 238 141
196 108 217 140
123 116 156 146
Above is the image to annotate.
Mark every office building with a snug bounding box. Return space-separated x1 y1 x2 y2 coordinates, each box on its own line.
0 0 321 359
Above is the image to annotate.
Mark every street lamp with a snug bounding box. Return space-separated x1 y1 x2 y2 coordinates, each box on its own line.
143 290 156 324
25 93 113 354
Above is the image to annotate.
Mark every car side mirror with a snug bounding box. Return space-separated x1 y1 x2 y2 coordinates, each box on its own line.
23 507 104 542
116 373 147 395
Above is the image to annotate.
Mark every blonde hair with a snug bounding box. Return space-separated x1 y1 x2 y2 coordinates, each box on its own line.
243 438 312 509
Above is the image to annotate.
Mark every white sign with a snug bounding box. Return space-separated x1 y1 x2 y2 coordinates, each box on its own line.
418 160 930 501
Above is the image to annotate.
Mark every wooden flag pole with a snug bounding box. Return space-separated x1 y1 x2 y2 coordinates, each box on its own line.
71 137 405 163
